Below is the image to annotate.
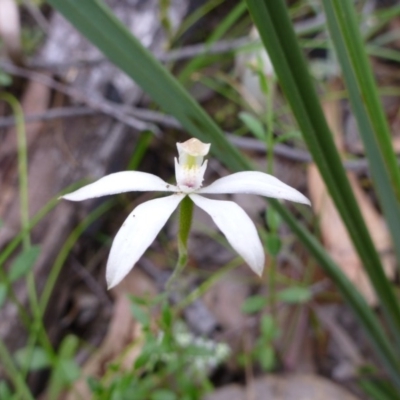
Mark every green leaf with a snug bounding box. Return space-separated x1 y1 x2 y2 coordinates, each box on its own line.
0 381 12 400
56 359 81 384
161 303 173 330
15 346 50 371
8 246 40 283
260 315 279 340
266 208 282 232
241 295 268 314
58 334 79 359
0 284 7 308
134 351 152 370
359 378 400 400
257 345 275 371
239 111 265 141
130 302 150 326
151 389 177 400
265 234 281 256
0 71 12 87
277 287 312 304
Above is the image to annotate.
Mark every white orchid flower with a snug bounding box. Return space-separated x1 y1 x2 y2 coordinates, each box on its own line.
62 138 310 289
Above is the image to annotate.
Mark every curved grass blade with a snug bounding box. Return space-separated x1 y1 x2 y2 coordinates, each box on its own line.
321 0 400 271
245 0 400 344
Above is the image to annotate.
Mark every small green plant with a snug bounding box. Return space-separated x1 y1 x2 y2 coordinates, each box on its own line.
87 297 229 400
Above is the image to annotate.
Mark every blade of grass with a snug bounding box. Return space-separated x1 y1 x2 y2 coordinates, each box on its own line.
0 93 56 378
46 0 400 385
178 1 247 84
273 199 400 388
321 0 400 266
245 0 400 343
39 200 115 314
0 93 30 249
0 339 35 400
172 0 225 45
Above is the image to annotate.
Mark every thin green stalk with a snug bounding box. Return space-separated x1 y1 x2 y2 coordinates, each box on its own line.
0 93 30 249
0 185 81 377
127 131 153 171
176 258 241 311
271 199 400 388
0 93 54 377
172 0 225 44
166 196 194 289
178 1 246 83
0 339 35 400
39 200 115 314
0 182 83 267
268 256 277 314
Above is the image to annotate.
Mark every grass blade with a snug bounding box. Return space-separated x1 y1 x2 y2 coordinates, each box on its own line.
245 0 400 342
321 0 400 271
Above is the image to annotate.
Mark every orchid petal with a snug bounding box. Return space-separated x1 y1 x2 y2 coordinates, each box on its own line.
62 171 178 201
190 194 265 275
106 194 185 289
198 171 310 205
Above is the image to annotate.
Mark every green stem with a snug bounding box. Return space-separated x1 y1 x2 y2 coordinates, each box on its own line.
39 200 115 314
166 196 194 289
0 93 30 250
0 339 35 400
0 93 53 378
176 258 242 311
268 256 277 315
0 182 83 267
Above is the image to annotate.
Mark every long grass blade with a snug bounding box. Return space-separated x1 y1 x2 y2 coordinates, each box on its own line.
245 0 400 343
321 0 400 270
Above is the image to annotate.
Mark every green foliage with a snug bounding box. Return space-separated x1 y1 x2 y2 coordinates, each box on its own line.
8 246 41 283
277 287 312 304
0 284 7 308
241 295 268 314
15 346 51 371
239 111 265 141
88 298 227 399
246 0 400 388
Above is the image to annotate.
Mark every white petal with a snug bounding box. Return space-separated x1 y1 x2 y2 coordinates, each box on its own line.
198 171 310 205
62 171 178 201
190 194 265 275
107 194 185 289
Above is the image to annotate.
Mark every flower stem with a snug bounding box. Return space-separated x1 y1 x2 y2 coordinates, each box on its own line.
166 196 194 289
268 255 277 315
0 339 35 400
